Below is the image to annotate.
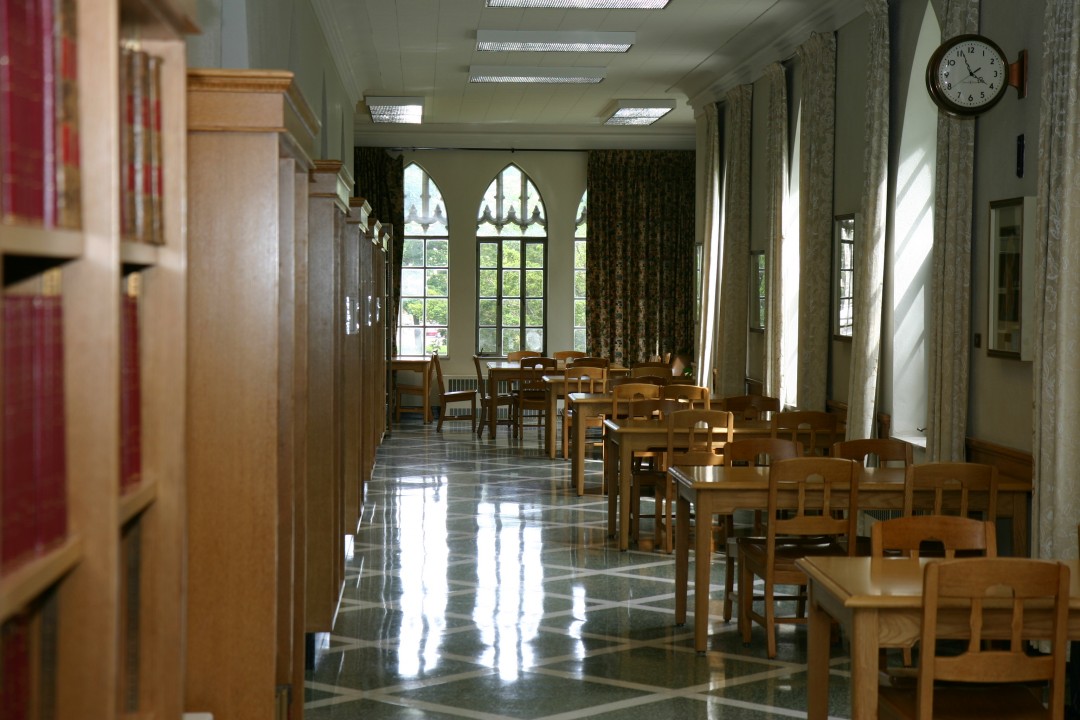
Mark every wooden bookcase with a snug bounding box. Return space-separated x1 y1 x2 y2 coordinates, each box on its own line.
185 69 316 720
0 0 195 718
343 199 370 529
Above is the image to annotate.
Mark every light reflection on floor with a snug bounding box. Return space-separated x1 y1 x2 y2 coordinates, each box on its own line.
305 420 853 719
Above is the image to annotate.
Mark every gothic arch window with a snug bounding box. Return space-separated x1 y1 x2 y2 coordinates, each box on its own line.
400 163 449 356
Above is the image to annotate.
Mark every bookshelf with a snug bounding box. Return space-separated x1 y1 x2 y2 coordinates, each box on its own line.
185 69 316 720
0 0 194 718
344 199 369 522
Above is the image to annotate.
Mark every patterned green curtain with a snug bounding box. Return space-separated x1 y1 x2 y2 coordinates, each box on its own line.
585 150 696 364
353 147 405 352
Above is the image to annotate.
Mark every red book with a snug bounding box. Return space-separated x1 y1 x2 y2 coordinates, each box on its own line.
2 297 35 572
119 45 135 238
33 295 65 547
129 49 151 243
0 0 47 224
119 294 140 492
1 615 31 720
53 0 79 229
147 54 163 245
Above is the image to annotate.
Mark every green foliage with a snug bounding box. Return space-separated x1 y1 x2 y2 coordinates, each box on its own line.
426 299 448 326
525 299 544 326
402 238 424 267
426 269 448 296
524 269 544 297
478 299 498 326
525 242 544 268
426 239 449 267
478 269 498 297
479 242 499 267
502 299 521 326
502 269 521 297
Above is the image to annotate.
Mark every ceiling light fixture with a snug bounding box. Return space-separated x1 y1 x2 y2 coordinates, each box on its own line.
469 65 605 84
365 96 425 124
604 99 676 126
477 30 634 53
486 0 670 8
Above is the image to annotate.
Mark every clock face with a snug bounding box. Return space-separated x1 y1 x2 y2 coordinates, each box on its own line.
927 34 1009 116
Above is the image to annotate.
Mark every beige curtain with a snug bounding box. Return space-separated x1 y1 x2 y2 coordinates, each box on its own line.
715 85 753 397
795 32 836 413
764 63 790 404
925 0 978 461
695 103 723 388
846 0 890 440
1032 0 1080 560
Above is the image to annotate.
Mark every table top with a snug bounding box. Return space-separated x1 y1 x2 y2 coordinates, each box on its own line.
797 556 1080 609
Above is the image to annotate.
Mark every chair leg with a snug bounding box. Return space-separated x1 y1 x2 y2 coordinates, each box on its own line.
436 402 445 432
738 547 752 645
763 579 777 659
723 537 737 622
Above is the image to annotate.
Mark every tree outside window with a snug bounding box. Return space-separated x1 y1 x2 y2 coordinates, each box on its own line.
573 191 587 352
399 163 449 356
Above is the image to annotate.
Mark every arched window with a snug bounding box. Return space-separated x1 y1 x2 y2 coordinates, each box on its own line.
573 191 587 352
400 163 449 356
476 165 547 356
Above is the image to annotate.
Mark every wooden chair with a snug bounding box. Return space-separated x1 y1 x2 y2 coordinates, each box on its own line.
394 353 433 422
721 438 802 622
878 558 1069 720
904 462 998 520
631 362 673 378
433 353 476 432
507 349 541 362
737 456 858 658
871 515 997 559
720 394 780 421
512 356 556 438
770 410 837 456
610 382 661 420
650 409 734 554
553 350 586 363
474 354 513 438
832 437 913 467
567 356 609 369
561 365 606 460
660 384 710 409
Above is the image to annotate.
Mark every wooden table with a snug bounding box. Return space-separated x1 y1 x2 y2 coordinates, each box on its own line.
543 366 629 459
568 392 613 495
798 556 1080 720
483 361 545 439
390 356 433 424
670 463 1032 652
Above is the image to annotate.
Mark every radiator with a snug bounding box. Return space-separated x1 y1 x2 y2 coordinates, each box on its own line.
445 376 513 418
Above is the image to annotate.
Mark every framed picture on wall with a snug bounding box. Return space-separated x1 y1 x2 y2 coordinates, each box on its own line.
987 196 1035 360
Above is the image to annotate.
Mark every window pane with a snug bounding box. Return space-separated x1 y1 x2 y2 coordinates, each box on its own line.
478 299 498 326
502 328 521 353
426 298 448 326
525 298 544 326
400 298 423 325
425 327 447 356
398 326 423 356
402 238 424 266
524 269 544 297
401 268 425 296
503 241 521 268
574 269 586 297
478 269 498 297
479 242 499 267
502 299 521 326
426 268 448 296
573 328 586 352
525 243 544 268
478 327 498 356
525 328 543 351
574 299 586 326
426 239 448 267
502 269 521 297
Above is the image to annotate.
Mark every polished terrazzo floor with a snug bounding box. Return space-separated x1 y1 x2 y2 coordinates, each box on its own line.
304 419 853 719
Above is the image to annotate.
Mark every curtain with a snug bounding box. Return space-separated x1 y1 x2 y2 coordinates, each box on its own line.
585 150 696 365
763 63 791 404
1032 0 1080 560
353 147 404 352
795 32 836 413
694 103 724 389
715 85 753 397
846 0 891 440
925 0 978 460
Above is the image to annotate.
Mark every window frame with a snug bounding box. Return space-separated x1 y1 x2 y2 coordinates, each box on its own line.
573 191 587 352
749 250 766 333
399 164 450 357
833 213 856 341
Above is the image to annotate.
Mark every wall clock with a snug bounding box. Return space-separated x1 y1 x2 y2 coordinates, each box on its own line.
926 34 1027 116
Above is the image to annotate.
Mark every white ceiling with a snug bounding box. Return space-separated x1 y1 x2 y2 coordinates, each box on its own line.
312 0 863 151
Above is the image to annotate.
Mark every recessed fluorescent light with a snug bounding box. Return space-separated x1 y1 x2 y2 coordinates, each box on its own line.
469 65 605 83
365 96 425 124
486 0 670 8
604 99 676 126
477 30 634 53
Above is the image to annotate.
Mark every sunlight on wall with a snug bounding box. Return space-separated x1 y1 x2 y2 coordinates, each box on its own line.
891 1 939 441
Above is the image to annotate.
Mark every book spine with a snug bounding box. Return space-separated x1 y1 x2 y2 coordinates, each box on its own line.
131 49 150 244
147 54 163 245
119 45 135 239
0 0 47 224
120 293 140 491
2 297 35 572
39 0 55 227
53 0 79 229
34 294 66 548
1 615 31 720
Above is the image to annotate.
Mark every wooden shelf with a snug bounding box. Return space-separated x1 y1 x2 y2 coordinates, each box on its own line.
120 240 160 273
0 536 83 624
119 479 158 526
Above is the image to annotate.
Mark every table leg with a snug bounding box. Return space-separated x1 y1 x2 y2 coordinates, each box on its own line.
618 441 633 551
423 363 432 424
675 491 690 626
573 406 585 496
849 610 880 718
605 434 617 540
806 584 832 719
546 386 557 459
693 494 713 652
487 372 498 439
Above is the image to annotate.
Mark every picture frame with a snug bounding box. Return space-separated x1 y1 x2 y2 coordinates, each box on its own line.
987 196 1035 359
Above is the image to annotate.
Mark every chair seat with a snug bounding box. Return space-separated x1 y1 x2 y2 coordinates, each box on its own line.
879 683 1049 720
442 389 478 402
738 536 847 566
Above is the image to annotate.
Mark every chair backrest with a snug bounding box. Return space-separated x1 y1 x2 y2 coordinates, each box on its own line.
832 438 913 467
553 350 586 362
766 457 858 552
472 355 488 398
720 394 780 421
432 353 446 394
507 350 541 362
628 374 669 386
904 461 998 520
627 397 686 421
660 384 710 409
631 362 673 377
666 409 734 466
723 437 801 467
770 410 837 456
518 356 557 392
870 515 997 558
916 558 1069 718
567 356 609 369
564 365 605 393
611 382 662 418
